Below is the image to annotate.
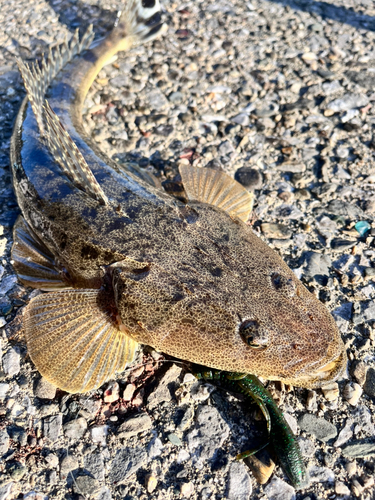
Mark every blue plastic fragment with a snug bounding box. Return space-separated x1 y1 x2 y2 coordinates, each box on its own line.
354 221 371 236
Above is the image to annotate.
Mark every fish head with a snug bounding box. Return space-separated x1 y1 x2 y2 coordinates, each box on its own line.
112 209 346 389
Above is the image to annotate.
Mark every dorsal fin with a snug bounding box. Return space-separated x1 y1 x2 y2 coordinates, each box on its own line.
179 165 254 222
43 101 108 205
17 26 94 135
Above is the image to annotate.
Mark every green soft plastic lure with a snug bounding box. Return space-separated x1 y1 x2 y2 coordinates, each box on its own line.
193 367 309 490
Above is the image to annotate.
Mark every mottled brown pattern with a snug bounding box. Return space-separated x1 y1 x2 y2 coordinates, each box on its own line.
10 0 346 393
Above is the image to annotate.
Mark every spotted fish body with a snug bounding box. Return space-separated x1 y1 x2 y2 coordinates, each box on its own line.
10 0 346 394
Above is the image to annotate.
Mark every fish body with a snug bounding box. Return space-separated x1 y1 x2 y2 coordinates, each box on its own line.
10 0 346 393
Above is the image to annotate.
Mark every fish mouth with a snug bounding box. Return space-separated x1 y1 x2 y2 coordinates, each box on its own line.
289 348 347 389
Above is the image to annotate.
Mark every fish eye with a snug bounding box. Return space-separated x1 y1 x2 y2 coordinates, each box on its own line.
239 319 268 349
270 272 296 297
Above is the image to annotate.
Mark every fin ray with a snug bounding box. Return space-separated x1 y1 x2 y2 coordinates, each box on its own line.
43 100 109 205
179 165 254 222
17 26 94 135
24 289 138 393
11 216 71 290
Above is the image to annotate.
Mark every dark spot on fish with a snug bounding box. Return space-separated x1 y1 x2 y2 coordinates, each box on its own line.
210 267 222 277
182 318 194 325
173 292 184 302
81 244 99 260
185 210 199 224
60 234 67 251
271 272 296 297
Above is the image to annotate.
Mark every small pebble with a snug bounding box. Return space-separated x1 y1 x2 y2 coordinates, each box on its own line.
90 425 108 445
34 378 56 400
276 163 306 173
2 347 20 377
363 367 375 399
345 461 357 476
234 167 263 190
186 405 230 461
72 475 101 496
351 361 367 386
116 413 152 439
145 474 158 494
298 413 337 442
342 441 375 458
306 391 317 412
326 93 369 112
44 453 59 468
335 480 351 496
103 381 120 403
231 113 249 126
334 419 353 448
261 223 292 239
322 383 339 402
343 382 362 406
122 383 136 401
264 477 295 500
60 455 79 477
147 364 182 409
0 383 10 398
63 417 88 440
168 433 182 446
298 437 315 457
226 462 252 500
43 414 62 442
180 482 195 498
109 447 147 485
330 239 357 252
255 103 279 117
0 429 10 456
308 465 335 484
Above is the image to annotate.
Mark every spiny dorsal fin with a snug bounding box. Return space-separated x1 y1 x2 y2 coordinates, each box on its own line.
17 26 94 135
24 289 139 393
179 165 254 223
43 100 108 205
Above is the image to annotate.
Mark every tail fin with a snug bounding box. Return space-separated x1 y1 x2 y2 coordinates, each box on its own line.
117 0 167 44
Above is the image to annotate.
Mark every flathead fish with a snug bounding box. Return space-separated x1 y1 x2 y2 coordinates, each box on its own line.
10 0 346 393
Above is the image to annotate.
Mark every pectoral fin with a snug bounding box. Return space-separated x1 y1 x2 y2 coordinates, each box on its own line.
24 289 138 393
179 165 253 222
11 216 71 291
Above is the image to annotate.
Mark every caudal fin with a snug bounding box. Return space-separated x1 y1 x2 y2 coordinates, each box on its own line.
118 0 167 43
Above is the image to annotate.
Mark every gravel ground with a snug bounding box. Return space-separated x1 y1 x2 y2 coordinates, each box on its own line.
1 0 375 499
